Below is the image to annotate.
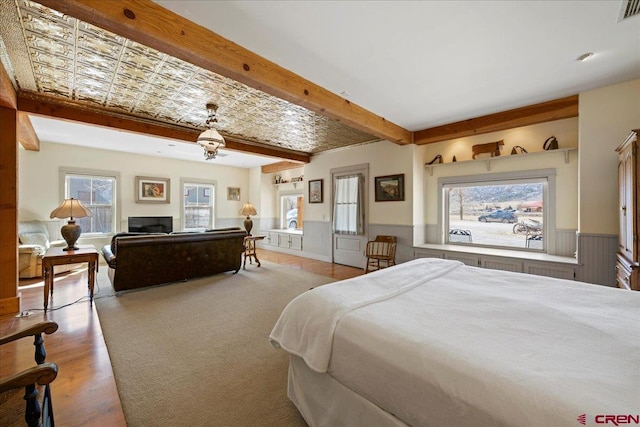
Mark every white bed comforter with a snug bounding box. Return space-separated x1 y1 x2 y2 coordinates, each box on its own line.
270 258 640 427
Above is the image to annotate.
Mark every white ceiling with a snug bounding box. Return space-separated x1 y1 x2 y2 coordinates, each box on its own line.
34 1 640 167
157 0 640 130
30 116 278 168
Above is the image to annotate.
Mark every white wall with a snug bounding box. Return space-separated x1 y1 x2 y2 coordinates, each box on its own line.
19 142 250 237
303 140 415 225
578 79 640 234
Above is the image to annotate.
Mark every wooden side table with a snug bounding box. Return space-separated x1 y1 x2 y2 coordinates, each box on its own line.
243 235 265 269
42 245 99 311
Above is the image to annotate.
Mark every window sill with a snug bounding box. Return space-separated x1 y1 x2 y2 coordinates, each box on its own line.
414 243 578 265
267 229 303 235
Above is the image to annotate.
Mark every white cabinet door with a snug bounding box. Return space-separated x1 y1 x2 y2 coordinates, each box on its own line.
278 234 290 248
290 234 303 251
267 232 279 247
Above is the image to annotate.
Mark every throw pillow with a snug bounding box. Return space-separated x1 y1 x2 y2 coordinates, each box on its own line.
19 232 50 250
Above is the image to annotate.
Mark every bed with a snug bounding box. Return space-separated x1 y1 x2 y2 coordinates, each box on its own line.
269 258 640 427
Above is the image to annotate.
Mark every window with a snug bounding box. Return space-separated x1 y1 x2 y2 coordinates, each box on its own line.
439 169 556 252
281 194 303 230
333 174 364 235
183 182 215 230
64 173 116 235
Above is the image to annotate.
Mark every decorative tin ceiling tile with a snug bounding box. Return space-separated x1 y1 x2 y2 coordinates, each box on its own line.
0 0 379 154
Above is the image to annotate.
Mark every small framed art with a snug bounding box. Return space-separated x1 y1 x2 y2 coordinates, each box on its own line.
136 176 170 203
227 187 241 201
374 174 405 202
309 179 323 203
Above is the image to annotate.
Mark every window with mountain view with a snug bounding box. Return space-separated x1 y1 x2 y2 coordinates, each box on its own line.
443 179 547 251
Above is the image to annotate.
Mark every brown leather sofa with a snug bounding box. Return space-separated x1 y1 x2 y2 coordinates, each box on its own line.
101 228 247 292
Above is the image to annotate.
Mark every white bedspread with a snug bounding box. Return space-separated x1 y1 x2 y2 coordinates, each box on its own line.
270 258 640 426
270 258 462 372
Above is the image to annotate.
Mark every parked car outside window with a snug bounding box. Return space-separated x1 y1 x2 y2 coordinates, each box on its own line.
286 208 298 229
477 210 518 223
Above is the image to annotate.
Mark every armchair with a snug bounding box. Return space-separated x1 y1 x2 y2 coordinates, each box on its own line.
0 321 59 427
18 221 77 279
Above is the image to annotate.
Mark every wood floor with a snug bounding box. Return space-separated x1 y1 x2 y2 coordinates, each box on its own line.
0 249 363 426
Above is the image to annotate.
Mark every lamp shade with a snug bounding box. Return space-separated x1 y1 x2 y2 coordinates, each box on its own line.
239 202 257 217
49 198 93 219
239 202 257 235
50 198 92 251
197 128 226 147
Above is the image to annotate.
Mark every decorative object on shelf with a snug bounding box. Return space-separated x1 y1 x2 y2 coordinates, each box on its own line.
375 174 405 202
239 202 257 235
197 103 226 160
426 154 443 165
291 176 304 182
543 136 559 150
135 176 171 204
309 179 323 203
274 175 282 184
49 198 93 251
510 145 528 155
472 140 504 159
425 147 576 175
452 155 457 162
227 187 241 201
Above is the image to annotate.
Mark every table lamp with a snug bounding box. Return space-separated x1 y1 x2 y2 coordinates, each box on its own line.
50 198 93 251
239 202 257 235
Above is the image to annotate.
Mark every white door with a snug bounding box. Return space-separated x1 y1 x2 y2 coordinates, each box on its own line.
332 167 367 268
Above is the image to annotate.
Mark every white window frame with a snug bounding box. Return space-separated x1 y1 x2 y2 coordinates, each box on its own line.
437 169 557 254
59 167 120 236
181 178 216 231
279 190 304 230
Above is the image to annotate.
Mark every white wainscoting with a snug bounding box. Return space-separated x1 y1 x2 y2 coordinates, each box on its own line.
367 224 415 264
414 244 578 281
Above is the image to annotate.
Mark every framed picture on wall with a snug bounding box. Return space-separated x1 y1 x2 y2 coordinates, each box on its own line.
374 174 405 202
136 176 170 203
309 179 323 203
227 187 241 201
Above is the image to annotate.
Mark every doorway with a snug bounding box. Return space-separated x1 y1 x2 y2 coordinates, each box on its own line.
331 164 368 268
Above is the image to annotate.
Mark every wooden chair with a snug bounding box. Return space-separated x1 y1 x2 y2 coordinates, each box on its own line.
0 321 59 427
365 235 397 273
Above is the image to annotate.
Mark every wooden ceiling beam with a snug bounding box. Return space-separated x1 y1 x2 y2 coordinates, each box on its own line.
223 138 309 164
35 0 412 146
261 161 306 174
17 111 40 151
17 93 310 163
18 92 198 141
0 62 17 109
413 95 579 145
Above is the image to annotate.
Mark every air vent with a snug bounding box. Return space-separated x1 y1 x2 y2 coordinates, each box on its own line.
620 0 640 21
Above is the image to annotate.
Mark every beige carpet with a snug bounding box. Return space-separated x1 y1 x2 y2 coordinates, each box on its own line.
95 261 335 427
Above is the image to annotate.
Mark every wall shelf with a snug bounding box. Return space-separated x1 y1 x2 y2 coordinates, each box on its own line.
425 148 577 176
274 180 304 189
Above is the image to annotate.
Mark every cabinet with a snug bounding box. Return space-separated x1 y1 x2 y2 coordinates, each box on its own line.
266 231 303 251
615 130 639 291
414 246 576 280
